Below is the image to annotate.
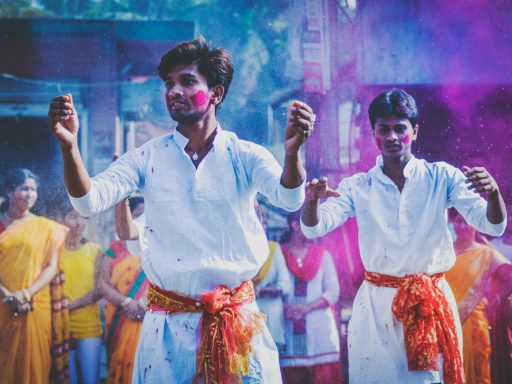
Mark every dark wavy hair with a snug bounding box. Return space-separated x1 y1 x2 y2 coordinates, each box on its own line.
368 89 418 129
157 35 234 114
1 168 38 212
128 196 144 214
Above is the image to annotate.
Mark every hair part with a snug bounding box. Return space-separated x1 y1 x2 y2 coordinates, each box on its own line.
368 89 418 129
157 35 234 115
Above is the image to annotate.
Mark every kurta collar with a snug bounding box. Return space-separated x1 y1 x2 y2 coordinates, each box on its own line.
374 154 419 184
172 124 223 154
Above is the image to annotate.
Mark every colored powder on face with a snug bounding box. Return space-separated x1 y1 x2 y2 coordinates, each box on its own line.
401 135 412 144
375 136 383 150
190 90 208 107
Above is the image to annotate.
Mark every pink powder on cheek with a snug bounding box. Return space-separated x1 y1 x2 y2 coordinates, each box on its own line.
190 90 208 107
401 135 412 144
375 136 383 150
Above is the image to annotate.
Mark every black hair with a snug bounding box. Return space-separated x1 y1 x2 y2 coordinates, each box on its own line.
128 196 144 214
368 89 418 129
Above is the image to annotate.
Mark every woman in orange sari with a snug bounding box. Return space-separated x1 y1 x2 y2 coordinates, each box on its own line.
446 209 508 384
0 168 70 384
96 196 147 384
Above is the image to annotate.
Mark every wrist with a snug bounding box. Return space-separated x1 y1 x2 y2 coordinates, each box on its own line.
22 289 31 303
121 297 133 307
285 151 300 158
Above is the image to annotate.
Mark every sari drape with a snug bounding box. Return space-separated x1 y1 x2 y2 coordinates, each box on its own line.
0 216 70 384
104 240 148 384
445 245 505 384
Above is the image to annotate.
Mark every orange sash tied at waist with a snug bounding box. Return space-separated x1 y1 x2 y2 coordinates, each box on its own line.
147 280 264 384
365 271 465 384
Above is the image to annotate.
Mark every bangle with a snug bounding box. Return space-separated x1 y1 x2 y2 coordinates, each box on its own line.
121 297 132 307
22 289 31 303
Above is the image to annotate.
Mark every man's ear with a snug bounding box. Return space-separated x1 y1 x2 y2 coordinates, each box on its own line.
210 85 225 106
412 124 419 141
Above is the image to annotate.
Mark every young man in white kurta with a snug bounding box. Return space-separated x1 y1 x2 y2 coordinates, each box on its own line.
48 37 316 383
301 89 507 384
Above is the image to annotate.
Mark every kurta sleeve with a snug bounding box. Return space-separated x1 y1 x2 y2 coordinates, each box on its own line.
321 251 340 305
301 177 355 239
69 145 147 217
243 142 305 212
273 245 292 297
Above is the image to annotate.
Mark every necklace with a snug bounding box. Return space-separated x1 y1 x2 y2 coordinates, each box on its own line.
185 129 218 161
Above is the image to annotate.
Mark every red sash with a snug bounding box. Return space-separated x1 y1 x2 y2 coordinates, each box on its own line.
147 280 263 384
365 271 465 384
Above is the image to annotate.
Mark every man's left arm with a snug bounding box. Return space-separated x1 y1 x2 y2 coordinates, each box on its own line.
281 100 315 189
462 165 507 225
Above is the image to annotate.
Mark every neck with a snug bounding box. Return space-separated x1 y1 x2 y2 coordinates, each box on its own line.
289 234 308 249
7 206 30 220
382 153 411 177
66 232 83 250
177 113 218 148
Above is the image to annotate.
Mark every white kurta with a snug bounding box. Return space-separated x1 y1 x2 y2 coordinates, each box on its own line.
70 127 305 384
301 155 506 384
254 241 291 347
280 249 340 367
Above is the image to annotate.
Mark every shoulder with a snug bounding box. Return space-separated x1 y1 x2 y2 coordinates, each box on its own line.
34 216 68 233
340 170 373 188
222 131 268 156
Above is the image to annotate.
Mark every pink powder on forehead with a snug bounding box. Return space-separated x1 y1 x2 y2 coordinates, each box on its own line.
191 90 208 107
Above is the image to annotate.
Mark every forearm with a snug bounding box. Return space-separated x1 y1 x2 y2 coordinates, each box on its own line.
486 189 507 224
281 153 306 189
115 200 138 240
62 141 91 197
305 297 330 313
26 258 58 298
69 291 98 311
301 198 320 227
0 282 11 299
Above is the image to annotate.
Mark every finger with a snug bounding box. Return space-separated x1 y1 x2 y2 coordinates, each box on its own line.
113 153 120 161
462 166 486 176
49 108 73 117
464 171 488 181
291 100 313 114
327 189 341 198
293 117 314 132
310 178 319 186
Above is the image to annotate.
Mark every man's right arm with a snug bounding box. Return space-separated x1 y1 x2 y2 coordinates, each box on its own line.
301 176 354 239
48 93 91 197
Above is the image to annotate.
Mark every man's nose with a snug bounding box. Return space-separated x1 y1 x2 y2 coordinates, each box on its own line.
167 86 184 98
386 131 399 142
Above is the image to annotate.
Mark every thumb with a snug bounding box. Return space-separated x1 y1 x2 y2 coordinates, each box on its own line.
327 189 341 198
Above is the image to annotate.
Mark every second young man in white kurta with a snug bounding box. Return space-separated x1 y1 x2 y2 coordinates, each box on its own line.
301 89 507 384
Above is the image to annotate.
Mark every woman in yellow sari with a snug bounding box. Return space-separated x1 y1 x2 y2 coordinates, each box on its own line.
446 209 508 384
96 196 147 384
0 168 70 384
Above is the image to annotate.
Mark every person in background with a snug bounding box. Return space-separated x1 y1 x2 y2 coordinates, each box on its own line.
487 262 512 384
253 202 291 353
62 209 102 384
95 196 148 384
491 213 512 261
0 168 70 384
279 211 341 384
445 209 508 384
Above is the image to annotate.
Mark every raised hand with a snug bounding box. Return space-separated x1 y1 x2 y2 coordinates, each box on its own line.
462 166 499 194
305 177 341 201
284 101 316 155
48 93 79 148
